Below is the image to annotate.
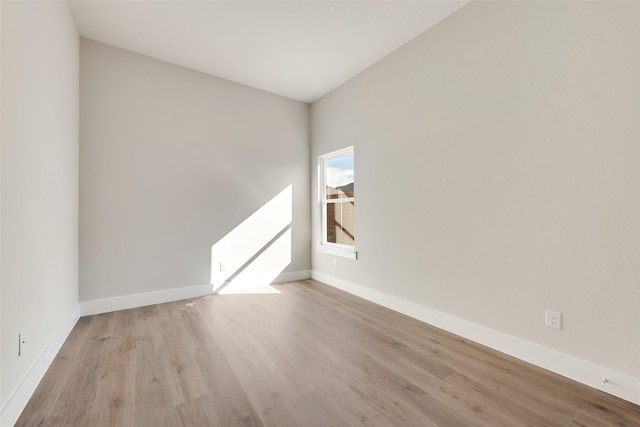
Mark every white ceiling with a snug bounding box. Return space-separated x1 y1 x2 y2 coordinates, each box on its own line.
69 1 469 103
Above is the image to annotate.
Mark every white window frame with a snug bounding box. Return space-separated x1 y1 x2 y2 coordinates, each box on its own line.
316 146 357 260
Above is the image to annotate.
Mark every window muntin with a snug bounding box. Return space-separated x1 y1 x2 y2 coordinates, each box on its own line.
320 147 354 250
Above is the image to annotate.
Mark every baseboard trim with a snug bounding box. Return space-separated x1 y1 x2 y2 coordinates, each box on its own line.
80 283 213 316
80 270 312 316
274 269 311 283
311 270 640 406
0 303 80 427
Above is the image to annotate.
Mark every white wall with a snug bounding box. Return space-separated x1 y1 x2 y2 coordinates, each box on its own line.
0 1 3 415
312 0 640 381
1 0 79 417
80 39 310 303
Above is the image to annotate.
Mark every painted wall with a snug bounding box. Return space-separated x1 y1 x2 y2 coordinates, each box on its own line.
311 1 640 378
80 39 310 302
0 0 3 413
1 0 79 412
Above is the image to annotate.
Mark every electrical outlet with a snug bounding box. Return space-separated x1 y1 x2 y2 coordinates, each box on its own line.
219 262 227 272
333 258 338 268
18 333 26 356
545 309 562 330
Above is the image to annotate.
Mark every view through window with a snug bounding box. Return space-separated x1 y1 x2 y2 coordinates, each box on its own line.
320 147 354 248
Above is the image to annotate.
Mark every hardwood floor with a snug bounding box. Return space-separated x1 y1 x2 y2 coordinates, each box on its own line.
17 279 640 426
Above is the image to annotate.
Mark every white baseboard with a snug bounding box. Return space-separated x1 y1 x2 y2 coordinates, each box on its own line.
311 270 640 406
80 283 213 316
81 271 311 316
274 269 311 283
0 304 80 427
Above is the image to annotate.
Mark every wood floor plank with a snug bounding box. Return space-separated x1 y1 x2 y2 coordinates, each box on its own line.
195 298 253 356
158 318 209 405
133 309 176 426
87 335 135 427
349 373 438 427
194 347 265 426
287 389 365 426
17 279 640 426
297 361 396 427
44 314 114 426
174 394 223 426
365 360 485 427
91 308 137 427
388 358 516 427
230 348 312 402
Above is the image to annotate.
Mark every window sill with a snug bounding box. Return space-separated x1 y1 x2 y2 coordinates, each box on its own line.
316 245 357 260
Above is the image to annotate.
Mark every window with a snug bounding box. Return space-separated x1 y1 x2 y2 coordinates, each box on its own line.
317 146 356 259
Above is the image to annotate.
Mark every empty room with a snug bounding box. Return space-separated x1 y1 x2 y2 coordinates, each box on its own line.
1 0 639 426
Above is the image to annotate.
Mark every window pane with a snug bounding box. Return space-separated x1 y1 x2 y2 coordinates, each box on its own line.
326 201 355 245
325 152 354 199
326 183 354 200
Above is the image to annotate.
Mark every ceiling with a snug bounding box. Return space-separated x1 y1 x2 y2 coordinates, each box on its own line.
68 1 469 103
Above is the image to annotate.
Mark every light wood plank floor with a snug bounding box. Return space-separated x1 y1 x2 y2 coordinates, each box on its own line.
18 280 640 426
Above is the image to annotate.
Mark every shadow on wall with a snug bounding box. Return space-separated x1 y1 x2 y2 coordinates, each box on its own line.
210 185 292 294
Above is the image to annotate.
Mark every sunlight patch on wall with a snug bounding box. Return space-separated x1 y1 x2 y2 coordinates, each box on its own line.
211 185 292 294
217 229 291 294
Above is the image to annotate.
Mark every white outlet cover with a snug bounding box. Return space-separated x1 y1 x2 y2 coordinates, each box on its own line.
545 309 562 330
